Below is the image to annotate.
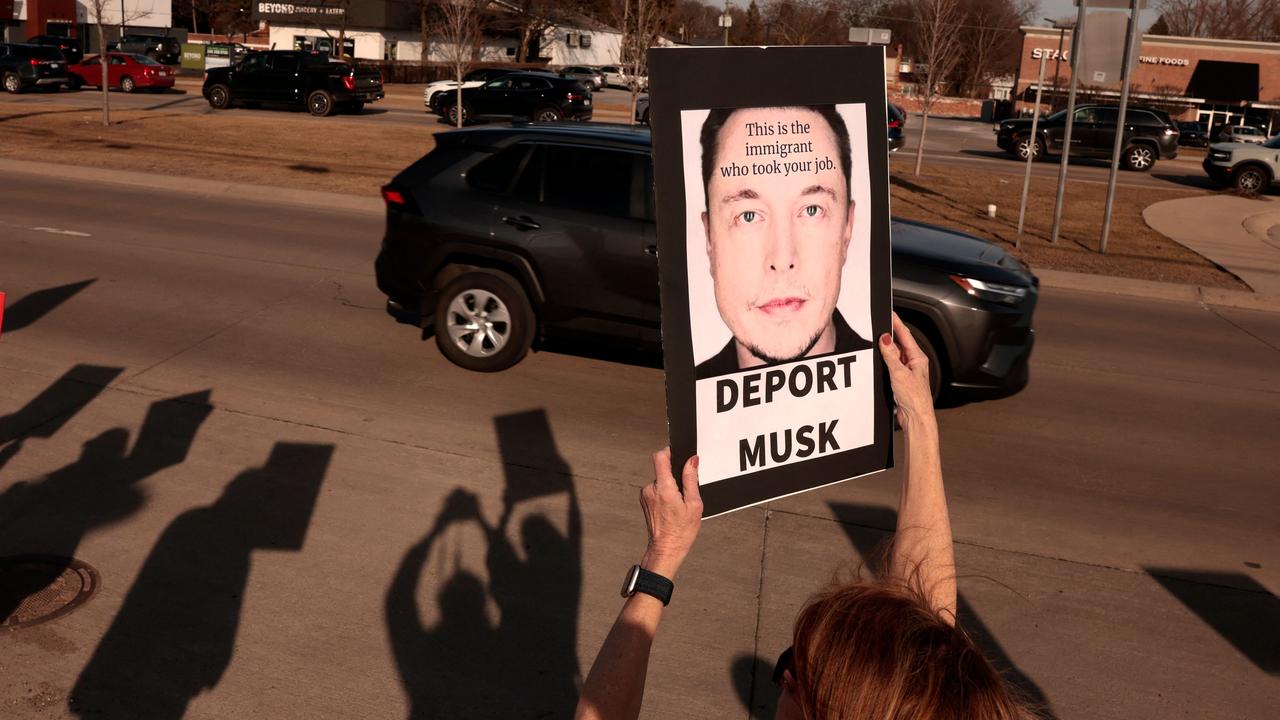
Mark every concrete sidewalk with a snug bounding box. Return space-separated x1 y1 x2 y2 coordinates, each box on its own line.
1145 194 1280 295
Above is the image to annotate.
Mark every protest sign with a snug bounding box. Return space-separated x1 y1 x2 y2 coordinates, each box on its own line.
648 46 895 518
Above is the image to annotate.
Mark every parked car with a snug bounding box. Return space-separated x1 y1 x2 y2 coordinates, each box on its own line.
635 93 649 124
374 123 1037 399
68 53 176 92
203 50 384 116
1215 125 1266 145
995 104 1179 171
1177 121 1209 147
888 103 906 152
25 34 83 64
1202 134 1280 194
107 34 181 64
436 72 592 125
558 65 605 91
423 67 516 112
0 42 70 92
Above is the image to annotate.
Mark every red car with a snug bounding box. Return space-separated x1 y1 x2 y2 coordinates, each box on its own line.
68 53 175 93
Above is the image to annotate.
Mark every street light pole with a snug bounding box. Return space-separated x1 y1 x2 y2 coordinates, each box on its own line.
1099 0 1143 254
1050 0 1088 245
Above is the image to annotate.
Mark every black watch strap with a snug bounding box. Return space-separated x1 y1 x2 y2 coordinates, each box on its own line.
622 564 674 606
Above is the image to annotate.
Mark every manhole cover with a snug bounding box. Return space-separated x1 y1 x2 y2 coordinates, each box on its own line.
0 556 99 630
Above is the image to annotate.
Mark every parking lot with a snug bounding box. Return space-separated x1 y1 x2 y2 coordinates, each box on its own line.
1 163 1277 718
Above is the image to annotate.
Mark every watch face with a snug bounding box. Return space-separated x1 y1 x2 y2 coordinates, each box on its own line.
620 565 640 597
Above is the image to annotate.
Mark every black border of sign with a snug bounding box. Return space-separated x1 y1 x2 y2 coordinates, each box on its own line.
648 45 896 518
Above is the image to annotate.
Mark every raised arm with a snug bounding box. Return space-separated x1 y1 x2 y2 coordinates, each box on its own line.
879 312 956 624
574 449 702 720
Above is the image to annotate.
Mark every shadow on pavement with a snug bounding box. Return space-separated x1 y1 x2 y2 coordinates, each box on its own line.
0 364 122 473
1 279 97 334
68 442 333 718
731 652 780 720
386 408 582 718
1149 173 1229 192
1145 567 1279 676
822 502 1058 719
0 390 213 623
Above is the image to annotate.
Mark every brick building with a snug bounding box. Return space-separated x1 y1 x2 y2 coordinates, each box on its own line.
1017 25 1280 133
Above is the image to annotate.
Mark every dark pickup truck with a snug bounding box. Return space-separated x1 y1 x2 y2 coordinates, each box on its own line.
203 50 384 117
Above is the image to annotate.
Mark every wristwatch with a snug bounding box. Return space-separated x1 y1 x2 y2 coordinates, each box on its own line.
621 564 674 606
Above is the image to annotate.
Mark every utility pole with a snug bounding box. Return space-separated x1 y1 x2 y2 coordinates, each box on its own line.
1018 54 1048 245
1050 0 1089 245
1099 0 1143 254
720 1 732 46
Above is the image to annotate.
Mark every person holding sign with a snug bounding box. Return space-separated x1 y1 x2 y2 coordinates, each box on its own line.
695 105 872 380
574 315 1033 720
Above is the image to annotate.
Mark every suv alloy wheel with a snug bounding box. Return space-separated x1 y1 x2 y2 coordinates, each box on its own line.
534 106 563 122
1234 165 1267 195
1124 144 1155 171
207 84 231 109
3 72 21 93
434 270 535 372
1015 136 1041 161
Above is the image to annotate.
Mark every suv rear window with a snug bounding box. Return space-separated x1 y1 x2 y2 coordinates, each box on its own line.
16 46 64 60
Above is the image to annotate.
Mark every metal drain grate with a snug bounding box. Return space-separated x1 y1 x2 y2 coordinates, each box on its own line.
0 556 99 630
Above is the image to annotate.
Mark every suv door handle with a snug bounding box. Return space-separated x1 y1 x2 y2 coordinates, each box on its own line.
502 215 541 231
644 244 658 257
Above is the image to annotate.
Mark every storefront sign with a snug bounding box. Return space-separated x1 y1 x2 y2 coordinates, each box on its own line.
256 3 345 17
1031 48 1070 61
1139 56 1189 66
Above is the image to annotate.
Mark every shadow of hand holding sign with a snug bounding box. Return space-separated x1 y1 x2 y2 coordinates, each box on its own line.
0 386 212 624
69 442 333 719
386 409 582 719
1 280 96 335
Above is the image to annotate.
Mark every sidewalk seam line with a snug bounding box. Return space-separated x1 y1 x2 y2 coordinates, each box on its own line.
747 507 771 720
1204 304 1280 353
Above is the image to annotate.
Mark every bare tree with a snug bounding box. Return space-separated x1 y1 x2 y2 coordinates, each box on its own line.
83 0 150 126
765 0 842 45
1155 0 1279 40
910 0 963 175
432 0 486 126
613 0 669 122
952 0 1028 98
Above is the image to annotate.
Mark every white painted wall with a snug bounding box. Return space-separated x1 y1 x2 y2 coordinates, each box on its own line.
73 0 173 27
544 26 621 66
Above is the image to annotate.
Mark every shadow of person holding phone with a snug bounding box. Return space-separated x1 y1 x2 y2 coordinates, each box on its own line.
386 409 582 718
68 442 333 719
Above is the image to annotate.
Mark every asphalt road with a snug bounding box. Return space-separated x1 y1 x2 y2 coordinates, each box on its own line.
1 81 1215 192
0 172 1276 719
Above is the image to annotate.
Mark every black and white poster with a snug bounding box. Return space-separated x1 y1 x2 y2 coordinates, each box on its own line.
649 46 895 518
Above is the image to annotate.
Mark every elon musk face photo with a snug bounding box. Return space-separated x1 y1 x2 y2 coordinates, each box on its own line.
695 105 872 380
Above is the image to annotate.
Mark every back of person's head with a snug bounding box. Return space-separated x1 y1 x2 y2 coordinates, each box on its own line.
789 580 1034 720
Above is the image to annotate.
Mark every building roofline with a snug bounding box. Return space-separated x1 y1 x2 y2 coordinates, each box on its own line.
1022 25 1280 53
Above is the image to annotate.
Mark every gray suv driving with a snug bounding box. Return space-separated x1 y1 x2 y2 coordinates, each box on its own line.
375 123 1037 399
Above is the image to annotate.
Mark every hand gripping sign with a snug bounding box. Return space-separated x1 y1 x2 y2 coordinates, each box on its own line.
648 46 896 518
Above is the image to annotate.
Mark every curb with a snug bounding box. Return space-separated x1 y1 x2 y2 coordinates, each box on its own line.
7 158 1278 313
1035 268 1280 313
0 158 383 215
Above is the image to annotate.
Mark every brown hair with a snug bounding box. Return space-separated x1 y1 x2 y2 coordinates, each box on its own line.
789 579 1035 720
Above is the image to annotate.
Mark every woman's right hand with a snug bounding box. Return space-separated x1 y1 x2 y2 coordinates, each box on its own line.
878 312 937 432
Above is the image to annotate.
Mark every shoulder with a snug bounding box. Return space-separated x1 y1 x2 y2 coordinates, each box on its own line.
833 310 874 353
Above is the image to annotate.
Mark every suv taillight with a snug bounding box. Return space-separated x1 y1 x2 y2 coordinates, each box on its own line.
887 119 902 129
567 92 579 101
381 184 420 215
29 58 39 66
343 75 356 91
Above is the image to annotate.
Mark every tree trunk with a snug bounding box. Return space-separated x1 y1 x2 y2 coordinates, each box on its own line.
192 0 200 34
914 105 930 176
96 22 110 127
455 70 463 128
